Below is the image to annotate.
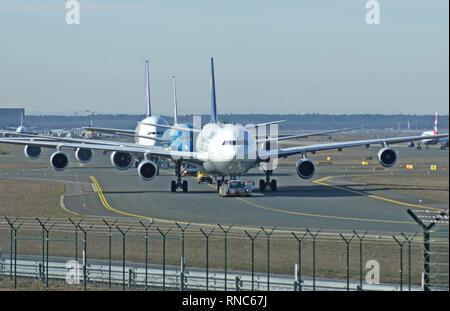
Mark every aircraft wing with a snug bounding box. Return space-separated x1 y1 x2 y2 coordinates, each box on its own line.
138 122 202 133
261 133 450 158
0 138 200 162
246 120 286 128
83 127 136 136
256 128 355 143
0 132 163 147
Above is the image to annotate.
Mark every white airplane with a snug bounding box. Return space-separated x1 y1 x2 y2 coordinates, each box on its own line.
1 111 36 136
409 113 446 149
1 58 448 194
420 112 442 147
84 60 169 147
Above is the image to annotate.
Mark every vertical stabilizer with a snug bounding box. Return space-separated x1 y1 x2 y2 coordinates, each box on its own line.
434 112 438 133
145 60 152 117
210 57 218 123
172 76 178 125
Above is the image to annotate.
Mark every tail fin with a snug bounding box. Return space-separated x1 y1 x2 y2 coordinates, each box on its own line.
210 57 218 123
145 60 152 117
172 75 178 125
434 112 438 133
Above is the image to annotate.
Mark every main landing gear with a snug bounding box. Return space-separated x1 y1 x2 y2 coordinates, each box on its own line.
216 177 224 191
259 170 277 192
171 161 188 192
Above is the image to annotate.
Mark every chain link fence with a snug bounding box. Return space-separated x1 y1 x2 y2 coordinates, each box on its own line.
0 212 447 291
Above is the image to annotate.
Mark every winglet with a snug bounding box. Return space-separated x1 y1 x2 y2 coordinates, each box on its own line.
210 57 218 123
145 60 152 117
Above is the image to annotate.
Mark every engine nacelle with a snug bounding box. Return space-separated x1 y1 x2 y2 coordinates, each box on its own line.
50 151 69 171
296 159 316 180
75 148 93 163
137 160 158 181
110 151 133 170
377 148 397 168
24 145 41 160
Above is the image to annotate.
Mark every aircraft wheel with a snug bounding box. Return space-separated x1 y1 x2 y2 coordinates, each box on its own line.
182 180 188 192
270 179 277 191
171 180 177 192
259 179 266 192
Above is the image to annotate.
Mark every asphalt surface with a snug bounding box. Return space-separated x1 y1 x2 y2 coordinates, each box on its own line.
1 144 448 233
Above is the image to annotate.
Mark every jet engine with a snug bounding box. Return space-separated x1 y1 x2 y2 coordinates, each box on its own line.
377 148 397 168
50 151 69 171
296 159 316 180
137 160 158 181
75 148 93 163
24 145 41 159
110 151 133 170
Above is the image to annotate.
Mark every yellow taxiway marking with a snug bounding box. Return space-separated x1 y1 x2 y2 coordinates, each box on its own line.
313 176 440 211
91 175 250 230
90 175 155 221
233 195 413 224
199 177 414 225
90 175 416 228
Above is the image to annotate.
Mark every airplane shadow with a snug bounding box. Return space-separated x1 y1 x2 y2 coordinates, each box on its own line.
331 183 448 193
257 185 363 198
103 190 214 195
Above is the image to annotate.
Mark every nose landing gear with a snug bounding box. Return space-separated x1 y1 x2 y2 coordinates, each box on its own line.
170 161 188 192
259 170 277 192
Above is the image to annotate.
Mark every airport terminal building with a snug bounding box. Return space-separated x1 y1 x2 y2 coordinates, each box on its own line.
0 108 25 128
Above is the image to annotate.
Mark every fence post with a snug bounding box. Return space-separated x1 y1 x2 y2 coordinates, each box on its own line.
244 230 261 291
218 224 233 291
392 235 406 291
291 231 308 291
261 226 276 291
401 233 416 291
306 229 321 291
5 217 22 290
68 218 84 263
4 217 17 281
36 217 50 285
339 233 355 291
176 222 191 291
116 225 133 291
37 218 55 290
77 224 94 291
156 227 171 291
200 228 215 291
103 219 118 289
353 230 368 291
406 209 447 291
139 219 154 291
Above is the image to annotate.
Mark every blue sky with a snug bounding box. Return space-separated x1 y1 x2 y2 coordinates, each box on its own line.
0 0 448 115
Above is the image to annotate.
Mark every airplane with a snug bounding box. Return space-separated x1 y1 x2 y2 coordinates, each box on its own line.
409 113 446 149
1 111 37 136
84 60 170 147
1 58 447 194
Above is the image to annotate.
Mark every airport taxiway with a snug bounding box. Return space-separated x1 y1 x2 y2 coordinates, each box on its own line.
0 145 448 233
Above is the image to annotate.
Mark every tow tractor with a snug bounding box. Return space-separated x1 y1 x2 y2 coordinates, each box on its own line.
218 179 253 197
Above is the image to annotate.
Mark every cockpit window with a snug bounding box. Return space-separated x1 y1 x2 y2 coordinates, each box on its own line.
223 140 238 145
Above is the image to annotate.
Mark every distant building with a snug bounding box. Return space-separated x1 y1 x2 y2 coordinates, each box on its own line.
0 108 25 128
